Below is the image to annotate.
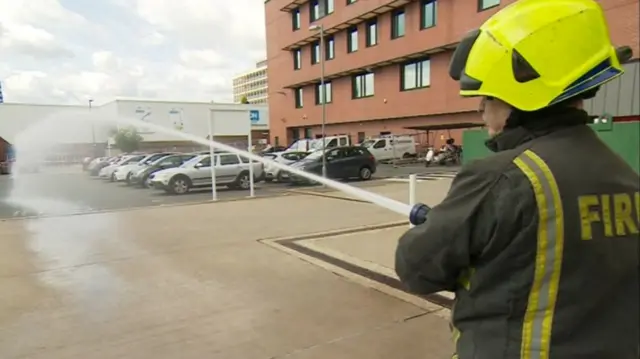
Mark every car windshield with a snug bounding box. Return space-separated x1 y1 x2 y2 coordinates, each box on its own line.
360 140 375 148
150 156 174 166
116 157 131 165
181 155 207 167
303 150 324 161
143 154 170 165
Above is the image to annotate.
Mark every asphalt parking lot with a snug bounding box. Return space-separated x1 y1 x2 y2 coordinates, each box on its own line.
0 164 459 219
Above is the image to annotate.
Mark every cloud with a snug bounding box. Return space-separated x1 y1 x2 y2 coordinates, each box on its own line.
0 0 267 105
0 23 74 59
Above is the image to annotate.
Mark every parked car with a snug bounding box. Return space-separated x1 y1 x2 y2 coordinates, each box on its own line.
149 153 264 194
262 151 309 182
89 156 122 176
130 153 196 188
81 157 94 171
113 152 177 184
260 145 287 155
98 154 146 181
286 146 376 185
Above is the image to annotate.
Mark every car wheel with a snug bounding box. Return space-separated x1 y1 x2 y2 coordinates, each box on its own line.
402 152 411 159
235 172 251 190
169 175 191 194
125 172 133 185
139 175 149 188
276 172 286 182
358 166 372 181
110 173 116 182
265 177 273 183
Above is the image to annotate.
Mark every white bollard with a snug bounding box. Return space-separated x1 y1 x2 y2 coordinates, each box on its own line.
409 174 417 228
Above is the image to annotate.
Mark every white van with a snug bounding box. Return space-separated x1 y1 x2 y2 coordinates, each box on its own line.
286 139 315 152
361 135 417 161
309 135 350 152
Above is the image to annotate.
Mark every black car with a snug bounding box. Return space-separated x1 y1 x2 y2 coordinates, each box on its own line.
287 146 376 185
129 153 196 188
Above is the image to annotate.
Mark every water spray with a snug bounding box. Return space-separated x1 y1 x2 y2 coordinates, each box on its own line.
117 118 438 224
12 113 434 225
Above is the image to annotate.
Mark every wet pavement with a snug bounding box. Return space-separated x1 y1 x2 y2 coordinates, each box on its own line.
0 164 457 218
0 180 456 358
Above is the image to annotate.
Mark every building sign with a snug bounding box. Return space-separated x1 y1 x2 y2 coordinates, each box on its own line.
250 110 260 124
135 106 155 134
169 108 184 131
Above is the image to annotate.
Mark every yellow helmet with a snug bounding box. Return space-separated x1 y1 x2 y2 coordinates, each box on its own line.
449 0 633 111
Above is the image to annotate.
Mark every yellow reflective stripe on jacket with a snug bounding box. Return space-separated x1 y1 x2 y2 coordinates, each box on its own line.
513 150 565 359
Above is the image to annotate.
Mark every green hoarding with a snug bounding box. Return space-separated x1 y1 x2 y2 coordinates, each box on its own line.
462 122 640 173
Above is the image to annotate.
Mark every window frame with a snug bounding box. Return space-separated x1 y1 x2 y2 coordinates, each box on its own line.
315 82 332 104
352 72 375 99
293 49 302 70
400 58 431 91
325 36 335 60
294 87 304 108
478 0 500 11
347 26 358 53
420 0 437 30
310 0 335 22
365 18 378 47
311 41 320 64
291 8 301 30
391 9 406 39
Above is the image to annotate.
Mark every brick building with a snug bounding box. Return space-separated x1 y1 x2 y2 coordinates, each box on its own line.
264 0 639 148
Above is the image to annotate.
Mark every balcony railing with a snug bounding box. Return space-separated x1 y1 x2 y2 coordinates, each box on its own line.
280 0 308 12
282 0 412 51
283 42 458 88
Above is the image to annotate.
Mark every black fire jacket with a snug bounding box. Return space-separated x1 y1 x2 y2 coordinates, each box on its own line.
395 109 639 359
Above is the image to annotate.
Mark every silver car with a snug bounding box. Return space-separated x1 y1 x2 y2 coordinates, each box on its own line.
149 153 264 194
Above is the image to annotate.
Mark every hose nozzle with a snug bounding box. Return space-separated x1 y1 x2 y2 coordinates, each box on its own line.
409 203 431 226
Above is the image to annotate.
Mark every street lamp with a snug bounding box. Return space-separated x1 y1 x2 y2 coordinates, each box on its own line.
309 24 327 180
88 98 97 156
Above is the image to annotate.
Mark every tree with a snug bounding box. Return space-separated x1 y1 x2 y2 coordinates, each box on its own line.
112 127 143 153
240 96 250 104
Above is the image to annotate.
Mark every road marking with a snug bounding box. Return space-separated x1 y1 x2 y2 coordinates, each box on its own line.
260 223 453 319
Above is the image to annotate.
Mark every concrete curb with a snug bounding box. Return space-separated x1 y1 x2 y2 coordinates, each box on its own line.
1 192 292 222
258 220 408 243
259 221 453 317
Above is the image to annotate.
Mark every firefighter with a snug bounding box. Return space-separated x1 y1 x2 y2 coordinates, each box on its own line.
395 0 639 358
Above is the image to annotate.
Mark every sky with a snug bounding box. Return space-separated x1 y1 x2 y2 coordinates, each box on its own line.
0 0 267 105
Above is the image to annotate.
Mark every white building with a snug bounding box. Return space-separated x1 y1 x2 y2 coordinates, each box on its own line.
232 60 268 104
0 99 269 159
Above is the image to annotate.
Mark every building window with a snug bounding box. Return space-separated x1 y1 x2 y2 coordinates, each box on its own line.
366 19 377 47
326 36 335 60
311 41 320 64
391 9 405 39
420 0 436 29
310 0 334 21
293 49 301 70
294 87 303 108
478 0 499 11
357 132 366 143
304 128 313 138
401 59 431 90
315 82 332 104
352 73 374 98
347 26 358 53
292 8 301 30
